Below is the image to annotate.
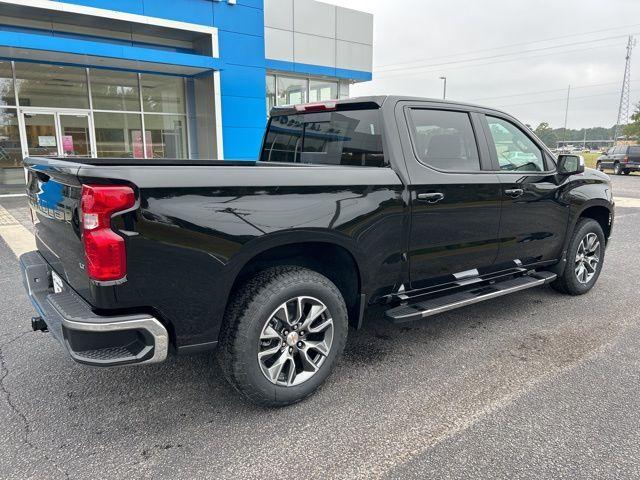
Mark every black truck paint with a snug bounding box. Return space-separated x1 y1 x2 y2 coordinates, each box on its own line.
20 96 614 404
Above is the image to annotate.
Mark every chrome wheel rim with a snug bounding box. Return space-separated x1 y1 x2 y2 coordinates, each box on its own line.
575 232 601 284
258 296 334 387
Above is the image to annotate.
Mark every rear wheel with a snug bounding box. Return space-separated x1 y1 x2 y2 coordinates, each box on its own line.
551 218 605 295
218 266 348 407
623 169 631 175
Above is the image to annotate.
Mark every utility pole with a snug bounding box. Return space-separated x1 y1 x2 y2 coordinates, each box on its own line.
439 76 447 100
562 84 571 145
613 35 636 143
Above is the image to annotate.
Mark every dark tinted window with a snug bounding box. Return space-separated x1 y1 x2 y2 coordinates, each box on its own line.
261 110 384 167
629 146 640 155
409 109 480 171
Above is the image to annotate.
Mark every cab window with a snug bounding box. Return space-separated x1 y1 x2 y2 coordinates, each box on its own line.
408 109 480 171
486 116 545 172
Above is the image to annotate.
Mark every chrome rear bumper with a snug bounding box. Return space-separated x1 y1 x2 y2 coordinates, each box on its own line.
20 251 168 367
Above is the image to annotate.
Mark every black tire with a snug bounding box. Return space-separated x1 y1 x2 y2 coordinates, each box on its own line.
218 266 348 407
596 161 603 172
613 162 623 175
551 218 606 295
622 169 631 175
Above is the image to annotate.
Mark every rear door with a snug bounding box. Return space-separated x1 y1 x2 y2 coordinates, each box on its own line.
481 114 568 267
396 102 502 289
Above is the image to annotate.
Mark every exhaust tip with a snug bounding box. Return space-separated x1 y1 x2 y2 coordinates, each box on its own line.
31 317 48 332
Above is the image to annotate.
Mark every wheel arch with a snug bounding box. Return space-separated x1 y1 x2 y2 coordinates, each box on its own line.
224 234 366 331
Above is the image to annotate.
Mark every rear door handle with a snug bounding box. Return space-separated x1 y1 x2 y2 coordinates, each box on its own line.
417 192 445 203
504 188 524 198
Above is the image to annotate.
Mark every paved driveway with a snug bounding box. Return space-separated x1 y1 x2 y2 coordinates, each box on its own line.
1 175 639 479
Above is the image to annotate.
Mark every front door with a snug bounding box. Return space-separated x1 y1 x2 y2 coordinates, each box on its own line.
399 105 502 289
482 114 569 267
21 110 95 158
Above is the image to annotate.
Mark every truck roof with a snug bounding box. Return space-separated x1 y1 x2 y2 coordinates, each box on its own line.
269 95 512 118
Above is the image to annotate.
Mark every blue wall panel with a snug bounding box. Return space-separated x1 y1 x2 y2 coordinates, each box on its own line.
221 96 267 128
213 1 266 160
222 127 266 159
59 0 144 14
142 0 214 27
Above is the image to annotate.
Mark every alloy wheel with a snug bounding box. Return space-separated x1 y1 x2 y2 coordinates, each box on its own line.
258 296 334 387
574 232 601 284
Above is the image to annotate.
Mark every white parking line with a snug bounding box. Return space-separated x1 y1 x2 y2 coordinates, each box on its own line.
0 206 35 258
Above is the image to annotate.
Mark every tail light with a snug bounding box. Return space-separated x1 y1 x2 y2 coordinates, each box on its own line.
80 185 135 282
623 155 629 163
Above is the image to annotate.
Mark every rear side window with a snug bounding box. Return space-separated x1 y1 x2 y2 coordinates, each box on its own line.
261 110 384 167
629 146 640 155
408 109 480 171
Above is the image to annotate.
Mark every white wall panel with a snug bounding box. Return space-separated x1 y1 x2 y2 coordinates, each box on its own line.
336 7 373 45
294 32 335 67
336 40 372 72
293 0 335 38
265 27 294 62
264 0 293 30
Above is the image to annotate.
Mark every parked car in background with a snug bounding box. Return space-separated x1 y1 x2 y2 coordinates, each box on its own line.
20 96 614 406
596 145 640 175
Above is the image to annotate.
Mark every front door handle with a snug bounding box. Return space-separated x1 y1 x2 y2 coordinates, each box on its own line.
504 188 524 198
417 192 445 203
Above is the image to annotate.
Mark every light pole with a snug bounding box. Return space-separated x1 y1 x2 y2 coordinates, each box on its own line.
439 76 447 99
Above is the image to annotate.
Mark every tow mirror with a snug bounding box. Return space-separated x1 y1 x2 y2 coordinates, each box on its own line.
557 154 585 175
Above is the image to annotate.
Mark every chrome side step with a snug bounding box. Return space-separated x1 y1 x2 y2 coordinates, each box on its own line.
385 271 557 323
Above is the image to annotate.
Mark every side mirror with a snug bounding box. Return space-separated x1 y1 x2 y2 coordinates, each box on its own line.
557 154 585 175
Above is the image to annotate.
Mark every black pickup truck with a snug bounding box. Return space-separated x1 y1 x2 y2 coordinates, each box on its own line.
20 96 614 406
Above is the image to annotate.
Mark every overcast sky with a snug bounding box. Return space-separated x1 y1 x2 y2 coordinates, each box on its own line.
323 0 640 130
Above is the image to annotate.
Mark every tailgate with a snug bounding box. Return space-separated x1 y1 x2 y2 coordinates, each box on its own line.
25 158 90 299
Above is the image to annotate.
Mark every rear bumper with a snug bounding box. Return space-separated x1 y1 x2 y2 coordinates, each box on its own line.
20 251 168 367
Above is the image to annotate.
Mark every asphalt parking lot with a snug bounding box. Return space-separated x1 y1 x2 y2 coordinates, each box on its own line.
1 175 640 479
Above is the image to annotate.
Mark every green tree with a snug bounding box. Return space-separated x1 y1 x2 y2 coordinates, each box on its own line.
534 122 558 148
622 102 640 137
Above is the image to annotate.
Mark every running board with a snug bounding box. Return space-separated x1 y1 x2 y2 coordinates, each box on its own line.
385 271 557 323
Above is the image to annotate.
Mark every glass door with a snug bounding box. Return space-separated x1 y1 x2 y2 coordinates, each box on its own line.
22 112 58 156
58 114 91 157
20 110 94 158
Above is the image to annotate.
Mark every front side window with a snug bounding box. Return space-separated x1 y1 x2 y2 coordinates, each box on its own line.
261 109 384 167
409 109 480 171
486 116 545 172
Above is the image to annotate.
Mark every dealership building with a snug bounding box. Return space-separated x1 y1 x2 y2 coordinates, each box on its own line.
0 0 373 194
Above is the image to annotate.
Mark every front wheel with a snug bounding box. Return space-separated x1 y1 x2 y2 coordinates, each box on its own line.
551 218 605 295
613 162 623 175
596 161 603 172
218 266 348 407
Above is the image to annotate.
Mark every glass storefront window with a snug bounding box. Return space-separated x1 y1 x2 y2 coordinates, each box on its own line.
15 63 89 109
309 80 338 102
266 75 276 114
277 76 308 106
0 62 15 106
90 69 140 111
95 112 143 158
141 73 185 114
144 114 187 158
0 109 21 167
